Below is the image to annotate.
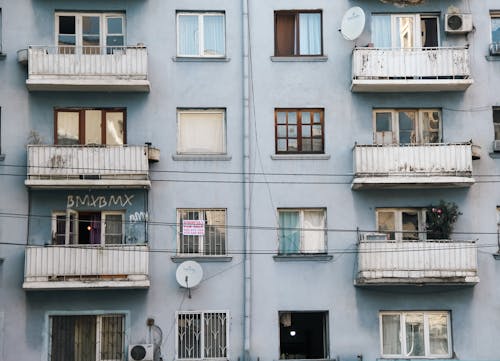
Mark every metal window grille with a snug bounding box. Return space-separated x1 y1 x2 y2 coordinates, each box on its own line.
49 315 125 361
178 210 226 255
177 312 228 359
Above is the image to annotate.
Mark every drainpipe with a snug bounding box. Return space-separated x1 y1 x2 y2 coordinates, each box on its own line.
241 0 251 359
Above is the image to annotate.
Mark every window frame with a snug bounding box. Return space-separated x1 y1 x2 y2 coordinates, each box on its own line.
176 208 227 256
277 208 327 254
275 108 325 154
493 107 500 141
373 109 442 145
176 109 227 155
0 8 3 54
176 310 229 360
55 12 126 50
54 108 127 145
379 311 452 359
274 10 324 57
376 208 426 241
176 11 226 58
491 11 500 45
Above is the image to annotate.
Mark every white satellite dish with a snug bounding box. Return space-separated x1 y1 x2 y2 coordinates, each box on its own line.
176 260 203 289
341 7 366 41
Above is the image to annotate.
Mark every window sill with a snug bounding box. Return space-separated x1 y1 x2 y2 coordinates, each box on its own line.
171 255 233 263
493 253 500 260
0 53 6 60
273 254 333 262
173 56 230 62
271 154 330 160
485 55 500 61
172 154 232 161
270 55 328 62
0 154 5 161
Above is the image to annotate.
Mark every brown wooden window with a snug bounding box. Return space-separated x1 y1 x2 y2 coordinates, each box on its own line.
274 10 323 56
275 109 324 154
55 108 126 145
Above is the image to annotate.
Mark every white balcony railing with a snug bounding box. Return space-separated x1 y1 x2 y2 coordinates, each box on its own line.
26 45 150 91
351 47 473 92
356 240 479 286
26 145 151 188
23 245 150 289
352 143 474 189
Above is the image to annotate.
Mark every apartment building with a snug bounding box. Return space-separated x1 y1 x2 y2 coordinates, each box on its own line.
0 0 499 361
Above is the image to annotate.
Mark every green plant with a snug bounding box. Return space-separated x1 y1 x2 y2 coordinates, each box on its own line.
426 201 461 240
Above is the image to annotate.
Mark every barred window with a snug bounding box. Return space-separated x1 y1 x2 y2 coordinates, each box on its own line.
177 311 228 359
49 314 125 361
177 209 226 255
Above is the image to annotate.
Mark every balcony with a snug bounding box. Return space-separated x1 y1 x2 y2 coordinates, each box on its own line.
23 245 150 290
25 45 150 92
351 47 473 92
355 239 479 286
25 145 151 189
352 143 475 189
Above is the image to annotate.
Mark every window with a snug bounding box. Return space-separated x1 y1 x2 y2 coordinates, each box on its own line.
56 12 125 53
177 12 225 57
275 11 323 56
0 9 3 54
177 209 226 255
380 311 451 358
177 109 226 154
55 108 125 145
177 311 228 359
373 109 441 145
372 14 439 48
49 314 125 361
275 109 324 154
279 311 328 359
52 211 124 245
491 12 500 49
278 209 326 254
376 208 426 241
494 107 500 141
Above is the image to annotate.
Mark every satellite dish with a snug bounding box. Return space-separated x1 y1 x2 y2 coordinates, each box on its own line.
176 260 203 289
341 7 366 41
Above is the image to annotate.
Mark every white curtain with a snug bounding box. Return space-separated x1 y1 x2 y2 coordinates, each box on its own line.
382 314 401 355
301 210 325 253
372 15 391 48
178 112 224 153
178 15 199 56
299 13 321 55
279 212 300 254
203 15 224 56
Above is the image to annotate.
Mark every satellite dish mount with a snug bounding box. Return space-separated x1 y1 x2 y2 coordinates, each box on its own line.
176 261 203 299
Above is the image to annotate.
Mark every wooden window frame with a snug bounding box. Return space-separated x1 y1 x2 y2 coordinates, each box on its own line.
54 108 127 145
275 108 324 154
274 10 323 56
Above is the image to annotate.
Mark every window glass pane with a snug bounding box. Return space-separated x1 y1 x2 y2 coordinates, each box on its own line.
398 111 416 143
312 139 323 152
277 125 287 138
178 15 199 56
302 112 311 124
378 211 395 240
405 313 425 356
178 111 225 154
275 13 296 56
395 16 415 48
82 16 100 48
376 112 392 132
302 139 312 152
203 15 225 56
277 139 287 152
59 16 76 35
302 125 311 137
179 210 201 254
288 112 297 124
428 314 449 355
85 110 102 145
372 15 391 48
494 108 500 141
101 315 124 361
312 124 322 136
382 315 401 355
107 18 123 35
492 17 500 43
302 210 325 253
178 313 201 359
54 215 66 245
277 112 287 124
107 36 124 47
204 210 226 255
279 211 300 254
57 112 80 145
288 125 297 138
313 112 321 124
288 139 298 151
106 112 124 145
299 13 322 55
402 211 419 240
421 111 440 143
105 215 123 244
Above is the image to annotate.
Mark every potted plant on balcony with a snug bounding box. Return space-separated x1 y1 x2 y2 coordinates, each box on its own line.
426 201 461 239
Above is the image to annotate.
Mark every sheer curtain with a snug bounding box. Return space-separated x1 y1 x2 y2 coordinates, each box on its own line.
299 13 321 55
382 314 401 355
203 15 224 56
178 15 199 56
372 15 391 48
301 210 325 253
279 212 300 254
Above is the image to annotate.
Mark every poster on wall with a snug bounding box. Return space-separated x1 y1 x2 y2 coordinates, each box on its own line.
183 220 206 235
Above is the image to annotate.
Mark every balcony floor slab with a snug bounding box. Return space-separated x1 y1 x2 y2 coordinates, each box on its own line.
23 279 150 290
351 79 473 92
352 176 475 190
26 78 150 92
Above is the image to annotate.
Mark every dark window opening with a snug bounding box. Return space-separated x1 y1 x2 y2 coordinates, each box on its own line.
279 311 328 359
494 108 500 141
421 17 438 47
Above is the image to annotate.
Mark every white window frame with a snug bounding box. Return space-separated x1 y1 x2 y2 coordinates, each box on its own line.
55 12 126 49
175 310 229 360
277 208 327 254
379 311 452 359
51 210 125 245
176 208 227 256
373 109 442 145
0 8 3 54
373 14 440 48
376 208 426 241
177 109 227 155
176 12 226 58
491 11 500 44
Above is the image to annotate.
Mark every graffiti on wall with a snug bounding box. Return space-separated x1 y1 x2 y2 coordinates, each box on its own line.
126 212 148 244
67 194 134 208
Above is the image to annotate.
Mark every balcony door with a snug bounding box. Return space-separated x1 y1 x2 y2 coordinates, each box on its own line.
372 14 439 48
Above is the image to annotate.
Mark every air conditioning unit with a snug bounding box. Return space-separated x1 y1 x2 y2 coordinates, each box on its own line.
445 14 473 34
490 43 500 56
493 140 500 153
362 233 388 241
128 344 154 361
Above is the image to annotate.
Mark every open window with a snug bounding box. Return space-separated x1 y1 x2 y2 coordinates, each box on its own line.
279 311 328 359
376 208 426 241
274 11 323 56
372 14 439 48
